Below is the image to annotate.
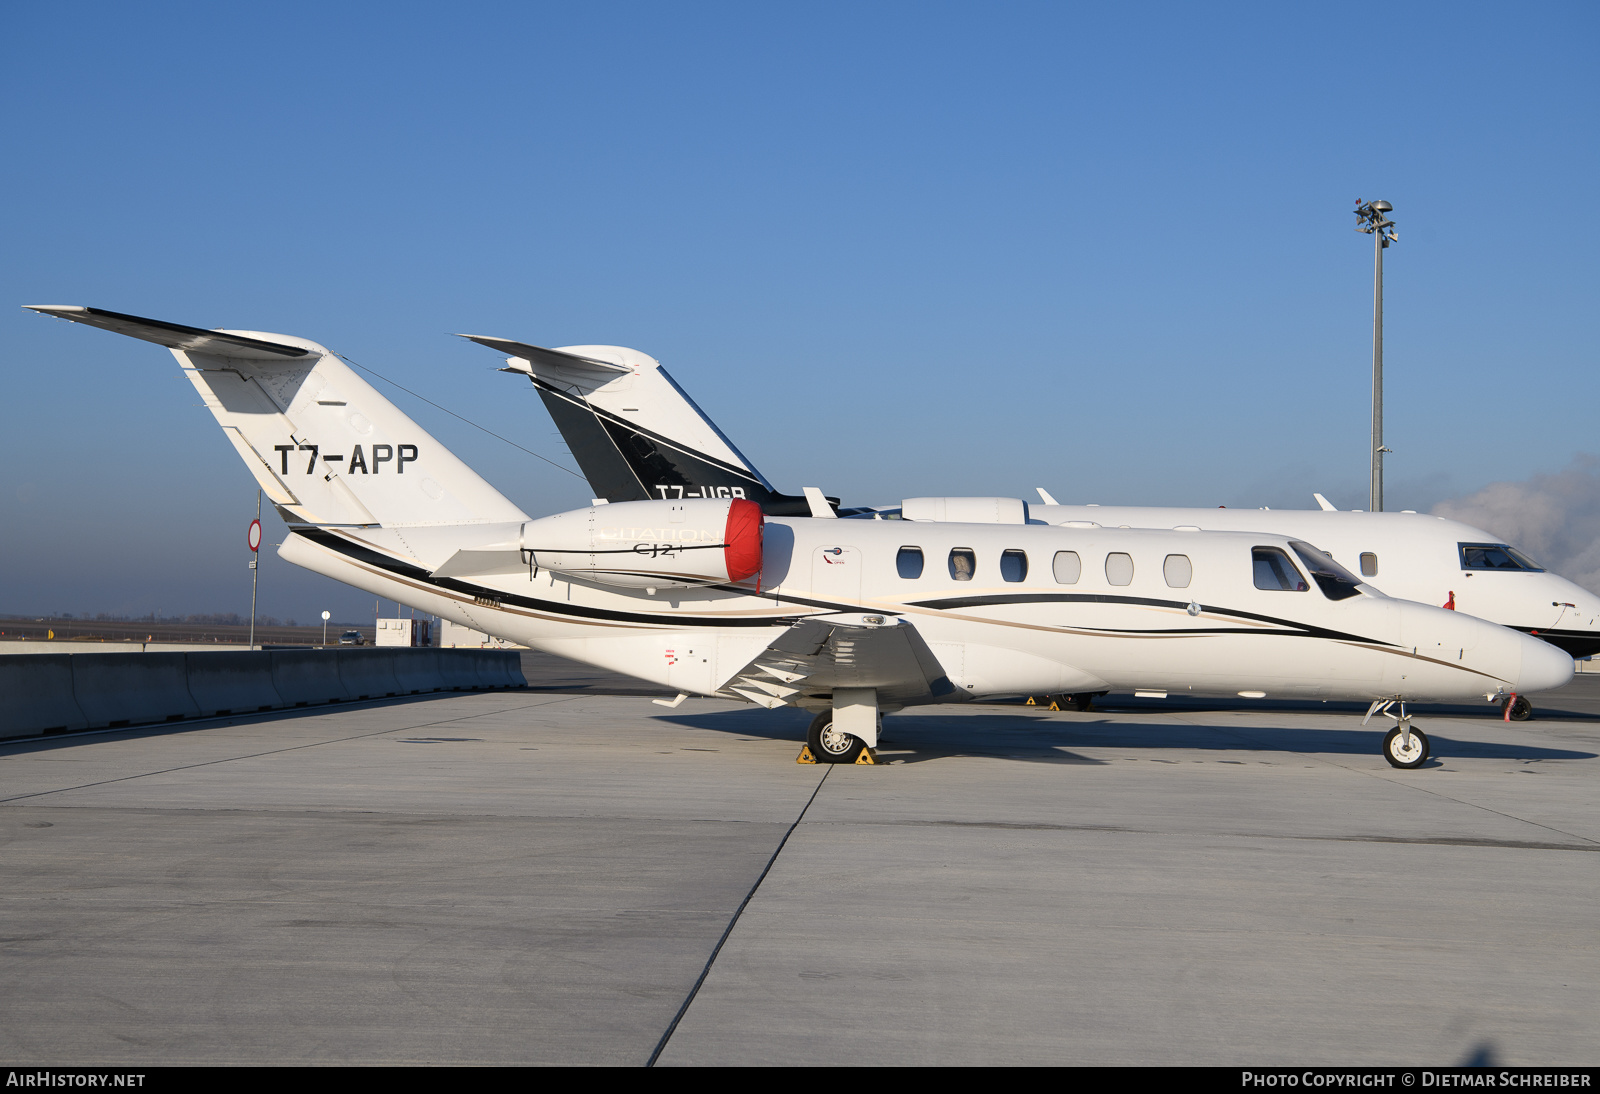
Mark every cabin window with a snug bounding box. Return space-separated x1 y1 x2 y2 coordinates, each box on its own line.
1000 550 1028 582
949 548 976 581
1052 551 1081 584
1253 547 1308 591
1105 552 1134 586
1360 552 1378 577
1459 543 1545 572
1163 554 1192 589
896 547 924 579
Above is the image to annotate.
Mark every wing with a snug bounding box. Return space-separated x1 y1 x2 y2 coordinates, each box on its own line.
717 614 956 709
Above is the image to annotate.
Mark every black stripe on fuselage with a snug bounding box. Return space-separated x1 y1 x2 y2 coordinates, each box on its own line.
907 591 1390 645
297 528 792 628
298 528 1394 645
1511 627 1600 660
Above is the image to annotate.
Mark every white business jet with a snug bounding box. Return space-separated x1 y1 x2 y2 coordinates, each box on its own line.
29 307 1571 770
462 334 1598 721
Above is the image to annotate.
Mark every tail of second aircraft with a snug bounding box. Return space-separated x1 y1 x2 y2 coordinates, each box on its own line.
460 335 829 516
27 307 529 535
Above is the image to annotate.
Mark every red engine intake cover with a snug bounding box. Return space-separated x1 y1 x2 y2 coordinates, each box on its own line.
722 497 764 582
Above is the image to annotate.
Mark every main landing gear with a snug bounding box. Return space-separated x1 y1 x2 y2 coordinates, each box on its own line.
799 688 882 765
805 710 870 764
1365 699 1430 769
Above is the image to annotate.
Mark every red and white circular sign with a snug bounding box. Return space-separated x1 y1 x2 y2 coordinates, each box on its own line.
247 519 262 553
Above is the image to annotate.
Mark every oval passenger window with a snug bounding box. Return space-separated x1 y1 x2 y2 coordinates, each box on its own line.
897 547 924 579
949 548 976 582
1163 554 1192 588
1000 549 1028 582
1052 551 1081 584
1105 552 1134 586
1360 552 1378 577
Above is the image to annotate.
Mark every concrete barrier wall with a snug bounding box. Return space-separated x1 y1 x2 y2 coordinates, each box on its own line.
270 650 352 707
334 649 403 701
471 650 524 689
435 649 484 691
0 649 524 740
185 651 286 717
391 648 446 694
72 653 202 729
0 655 87 739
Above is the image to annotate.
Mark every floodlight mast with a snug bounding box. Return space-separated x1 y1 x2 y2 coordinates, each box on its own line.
1355 199 1398 511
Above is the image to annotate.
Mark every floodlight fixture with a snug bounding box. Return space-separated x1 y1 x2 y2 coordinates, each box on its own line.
1353 199 1398 511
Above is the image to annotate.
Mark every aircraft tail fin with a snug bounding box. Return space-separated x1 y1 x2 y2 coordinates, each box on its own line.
461 335 829 516
29 306 529 531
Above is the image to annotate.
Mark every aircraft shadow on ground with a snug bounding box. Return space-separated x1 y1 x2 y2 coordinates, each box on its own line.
655 710 1597 766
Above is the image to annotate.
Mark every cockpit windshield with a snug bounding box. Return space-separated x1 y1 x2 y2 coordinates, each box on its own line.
1289 541 1365 601
1459 543 1544 572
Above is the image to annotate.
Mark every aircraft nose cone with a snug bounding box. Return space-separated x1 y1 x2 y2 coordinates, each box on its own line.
1518 633 1575 694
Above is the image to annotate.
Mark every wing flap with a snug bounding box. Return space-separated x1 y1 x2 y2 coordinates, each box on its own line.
718 615 953 708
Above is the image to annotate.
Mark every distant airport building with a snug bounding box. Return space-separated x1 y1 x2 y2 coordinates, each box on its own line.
375 618 433 647
438 620 525 649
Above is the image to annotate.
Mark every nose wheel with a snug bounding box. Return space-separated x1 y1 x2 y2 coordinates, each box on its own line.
1502 694 1533 721
1365 699 1432 769
1382 724 1430 768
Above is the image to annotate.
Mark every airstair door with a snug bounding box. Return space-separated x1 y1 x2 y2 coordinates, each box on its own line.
811 545 863 610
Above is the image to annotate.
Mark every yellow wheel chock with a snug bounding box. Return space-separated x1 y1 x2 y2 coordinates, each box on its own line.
796 744 879 765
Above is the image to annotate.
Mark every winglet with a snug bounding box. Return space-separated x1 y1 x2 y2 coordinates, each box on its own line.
1036 487 1060 505
803 487 837 519
1313 493 1337 512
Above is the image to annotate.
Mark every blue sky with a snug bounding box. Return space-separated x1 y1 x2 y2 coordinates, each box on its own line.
2 2 1595 620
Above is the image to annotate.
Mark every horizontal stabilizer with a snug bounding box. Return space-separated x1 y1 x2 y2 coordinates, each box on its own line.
456 335 630 381
431 544 527 579
24 306 309 359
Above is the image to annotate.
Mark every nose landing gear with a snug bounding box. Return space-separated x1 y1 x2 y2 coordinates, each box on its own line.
1382 723 1430 768
1365 699 1431 769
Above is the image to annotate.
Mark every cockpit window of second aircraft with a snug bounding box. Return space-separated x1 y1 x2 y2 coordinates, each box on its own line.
1460 544 1546 571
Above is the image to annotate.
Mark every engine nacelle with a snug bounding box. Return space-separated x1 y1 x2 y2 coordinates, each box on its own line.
520 497 763 589
901 497 1029 524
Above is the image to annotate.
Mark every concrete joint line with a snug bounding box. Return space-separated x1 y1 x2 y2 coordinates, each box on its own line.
646 766 832 1067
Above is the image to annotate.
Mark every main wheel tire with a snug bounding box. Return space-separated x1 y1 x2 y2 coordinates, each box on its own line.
1383 725 1430 769
1506 695 1533 721
1071 693 1094 712
807 710 864 764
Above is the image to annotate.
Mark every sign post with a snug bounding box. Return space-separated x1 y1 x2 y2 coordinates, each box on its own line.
322 610 331 648
247 492 262 650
